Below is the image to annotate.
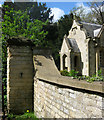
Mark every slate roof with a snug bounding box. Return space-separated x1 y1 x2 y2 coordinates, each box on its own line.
79 21 102 37
65 36 80 53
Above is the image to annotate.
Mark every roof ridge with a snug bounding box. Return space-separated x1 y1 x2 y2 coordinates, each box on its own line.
80 21 102 27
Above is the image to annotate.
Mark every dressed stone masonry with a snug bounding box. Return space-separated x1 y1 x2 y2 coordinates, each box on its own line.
7 38 34 114
60 20 104 76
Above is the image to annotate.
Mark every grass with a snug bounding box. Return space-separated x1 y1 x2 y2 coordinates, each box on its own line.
7 112 39 120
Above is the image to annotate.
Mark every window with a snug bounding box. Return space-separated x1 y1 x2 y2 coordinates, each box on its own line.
100 50 104 67
72 27 77 35
63 54 67 70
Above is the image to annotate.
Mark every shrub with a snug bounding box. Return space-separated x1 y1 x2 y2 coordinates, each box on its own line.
97 69 102 76
60 70 104 83
60 70 69 76
60 70 79 78
68 70 79 77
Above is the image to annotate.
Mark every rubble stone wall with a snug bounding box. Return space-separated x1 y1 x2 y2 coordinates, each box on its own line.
34 78 103 118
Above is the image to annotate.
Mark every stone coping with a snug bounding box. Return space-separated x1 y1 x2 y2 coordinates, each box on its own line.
7 37 52 50
36 75 103 94
33 52 104 94
7 37 34 46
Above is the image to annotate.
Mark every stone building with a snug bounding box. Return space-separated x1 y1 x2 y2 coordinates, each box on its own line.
60 20 104 76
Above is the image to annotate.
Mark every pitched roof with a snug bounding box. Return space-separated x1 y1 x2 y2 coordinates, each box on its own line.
68 38 80 52
78 21 102 37
65 35 80 53
64 35 72 50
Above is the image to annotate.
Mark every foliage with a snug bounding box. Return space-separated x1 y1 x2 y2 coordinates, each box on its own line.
70 1 104 24
86 70 103 82
77 75 103 82
3 0 53 22
60 69 104 83
50 14 73 69
57 14 73 44
87 2 104 24
97 69 102 76
68 70 79 78
60 70 70 76
7 112 38 120
70 6 83 21
60 70 78 77
29 2 53 22
2 5 48 47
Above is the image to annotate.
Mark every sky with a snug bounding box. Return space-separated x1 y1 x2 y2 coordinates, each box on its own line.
0 0 91 22
46 2 90 22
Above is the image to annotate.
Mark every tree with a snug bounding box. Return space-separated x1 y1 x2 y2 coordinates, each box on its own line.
70 6 84 21
29 2 53 22
70 2 104 24
87 2 104 24
57 14 73 46
3 0 53 22
2 5 48 46
48 14 73 69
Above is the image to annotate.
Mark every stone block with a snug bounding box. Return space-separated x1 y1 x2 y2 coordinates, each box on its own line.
56 103 60 109
60 105 64 111
65 96 70 103
52 105 58 113
86 106 102 117
55 113 61 118
70 93 76 99
83 97 97 107
69 109 86 118
96 101 102 109
63 102 67 107
51 110 55 117
64 107 69 114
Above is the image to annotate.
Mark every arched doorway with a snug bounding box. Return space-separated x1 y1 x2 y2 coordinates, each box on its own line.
74 55 79 71
73 55 81 73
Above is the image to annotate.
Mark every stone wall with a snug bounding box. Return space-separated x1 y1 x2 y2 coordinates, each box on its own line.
100 27 104 47
89 40 96 76
7 39 104 118
7 45 34 114
34 78 104 118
